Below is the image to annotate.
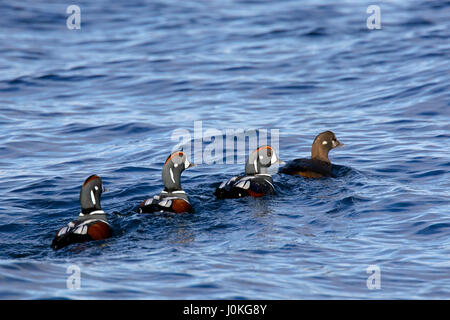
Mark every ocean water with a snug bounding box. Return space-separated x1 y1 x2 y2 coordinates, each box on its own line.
0 0 449 299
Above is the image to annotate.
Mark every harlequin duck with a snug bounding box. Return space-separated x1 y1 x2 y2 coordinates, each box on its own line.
214 145 282 199
51 175 112 250
139 151 195 214
279 131 344 178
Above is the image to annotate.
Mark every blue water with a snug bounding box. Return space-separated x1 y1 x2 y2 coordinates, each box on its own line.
0 0 449 299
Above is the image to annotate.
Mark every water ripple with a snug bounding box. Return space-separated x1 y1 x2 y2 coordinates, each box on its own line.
0 0 449 299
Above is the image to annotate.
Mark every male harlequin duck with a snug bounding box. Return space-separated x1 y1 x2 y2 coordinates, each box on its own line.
139 151 195 214
51 175 112 250
279 131 344 178
215 145 282 199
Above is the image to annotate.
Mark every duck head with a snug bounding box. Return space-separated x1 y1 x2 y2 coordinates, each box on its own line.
162 151 194 192
245 145 282 175
80 175 103 214
311 131 344 163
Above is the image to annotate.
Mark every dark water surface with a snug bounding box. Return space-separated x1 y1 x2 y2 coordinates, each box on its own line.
0 0 449 299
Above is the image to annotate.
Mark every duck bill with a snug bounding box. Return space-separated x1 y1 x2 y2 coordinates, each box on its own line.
187 162 196 168
270 154 284 165
184 158 196 169
333 140 344 148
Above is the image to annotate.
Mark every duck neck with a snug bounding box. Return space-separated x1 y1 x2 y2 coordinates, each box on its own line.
81 207 103 215
245 153 262 175
162 165 182 192
311 146 330 163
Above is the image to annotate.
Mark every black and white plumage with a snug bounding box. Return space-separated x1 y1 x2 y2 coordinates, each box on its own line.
51 175 112 250
215 146 281 199
139 151 194 214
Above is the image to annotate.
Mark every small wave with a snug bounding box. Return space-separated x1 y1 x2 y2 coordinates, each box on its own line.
416 223 450 236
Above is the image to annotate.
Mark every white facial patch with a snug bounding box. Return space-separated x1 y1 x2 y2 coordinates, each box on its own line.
332 140 337 147
95 186 98 191
322 141 328 145
174 163 178 168
270 152 277 164
184 158 191 168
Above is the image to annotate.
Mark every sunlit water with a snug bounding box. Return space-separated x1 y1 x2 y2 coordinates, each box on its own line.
0 0 449 299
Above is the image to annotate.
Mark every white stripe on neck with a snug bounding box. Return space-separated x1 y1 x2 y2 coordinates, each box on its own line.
90 190 96 205
79 210 105 217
